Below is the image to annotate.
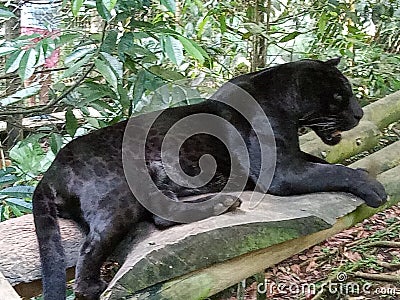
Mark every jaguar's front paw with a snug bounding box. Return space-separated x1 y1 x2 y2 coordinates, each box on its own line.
353 170 388 208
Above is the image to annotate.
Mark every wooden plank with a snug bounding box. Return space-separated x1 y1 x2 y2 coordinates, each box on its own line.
300 120 380 163
102 165 400 299
351 140 400 174
0 215 84 297
363 91 400 129
0 271 20 300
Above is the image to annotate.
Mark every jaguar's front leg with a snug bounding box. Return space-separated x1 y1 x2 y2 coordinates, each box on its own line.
268 160 387 208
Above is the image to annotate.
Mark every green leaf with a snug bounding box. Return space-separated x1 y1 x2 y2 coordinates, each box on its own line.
65 47 95 65
100 52 123 80
94 58 118 90
76 82 117 106
176 36 205 64
96 0 111 20
65 109 79 137
58 33 82 46
219 15 227 33
89 99 114 113
0 186 35 198
132 69 147 105
123 44 158 62
0 8 16 19
5 198 32 211
160 0 176 13
50 133 63 155
117 32 134 61
0 167 16 177
35 43 46 67
2 205 9 220
9 204 23 217
318 14 328 33
72 0 84 16
279 31 301 43
117 84 130 110
198 16 210 39
0 46 17 56
102 0 117 11
0 175 18 188
163 35 183 65
10 140 46 176
101 30 118 53
19 133 47 147
0 84 41 106
1 205 10 220
5 50 25 73
62 52 94 78
149 65 185 81
18 48 37 80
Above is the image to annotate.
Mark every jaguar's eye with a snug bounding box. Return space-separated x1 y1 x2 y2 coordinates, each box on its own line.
333 93 343 102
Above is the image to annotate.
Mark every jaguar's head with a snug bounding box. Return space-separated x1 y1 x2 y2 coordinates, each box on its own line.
297 58 363 146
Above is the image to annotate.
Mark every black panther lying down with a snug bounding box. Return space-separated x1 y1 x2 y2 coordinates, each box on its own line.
33 58 387 300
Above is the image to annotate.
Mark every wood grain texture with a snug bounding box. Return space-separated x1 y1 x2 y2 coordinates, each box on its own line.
0 216 83 285
0 271 20 300
102 165 400 299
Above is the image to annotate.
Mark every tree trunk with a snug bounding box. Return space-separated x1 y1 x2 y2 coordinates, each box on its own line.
4 1 23 151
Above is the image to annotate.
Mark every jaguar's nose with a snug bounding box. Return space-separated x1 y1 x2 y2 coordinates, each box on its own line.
354 107 363 120
350 98 363 121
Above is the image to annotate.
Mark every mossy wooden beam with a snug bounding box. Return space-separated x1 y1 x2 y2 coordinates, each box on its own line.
102 193 358 300
300 120 380 163
299 90 400 163
0 216 83 298
350 140 400 174
103 165 400 300
363 91 400 129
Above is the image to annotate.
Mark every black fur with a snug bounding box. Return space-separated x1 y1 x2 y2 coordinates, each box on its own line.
33 59 387 300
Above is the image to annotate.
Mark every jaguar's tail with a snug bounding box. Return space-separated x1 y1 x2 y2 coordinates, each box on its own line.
32 181 66 300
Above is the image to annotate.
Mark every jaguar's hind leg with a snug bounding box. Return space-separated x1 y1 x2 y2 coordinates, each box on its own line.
74 190 145 300
153 192 242 229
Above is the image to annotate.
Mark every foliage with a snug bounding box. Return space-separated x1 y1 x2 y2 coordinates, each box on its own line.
0 164 34 221
0 132 65 221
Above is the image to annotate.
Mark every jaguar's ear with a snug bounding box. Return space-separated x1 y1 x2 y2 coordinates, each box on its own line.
324 57 341 67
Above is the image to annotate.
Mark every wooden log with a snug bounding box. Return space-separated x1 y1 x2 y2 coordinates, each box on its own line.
300 120 381 163
102 165 400 300
0 216 83 298
0 271 20 300
363 91 400 129
350 140 400 174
